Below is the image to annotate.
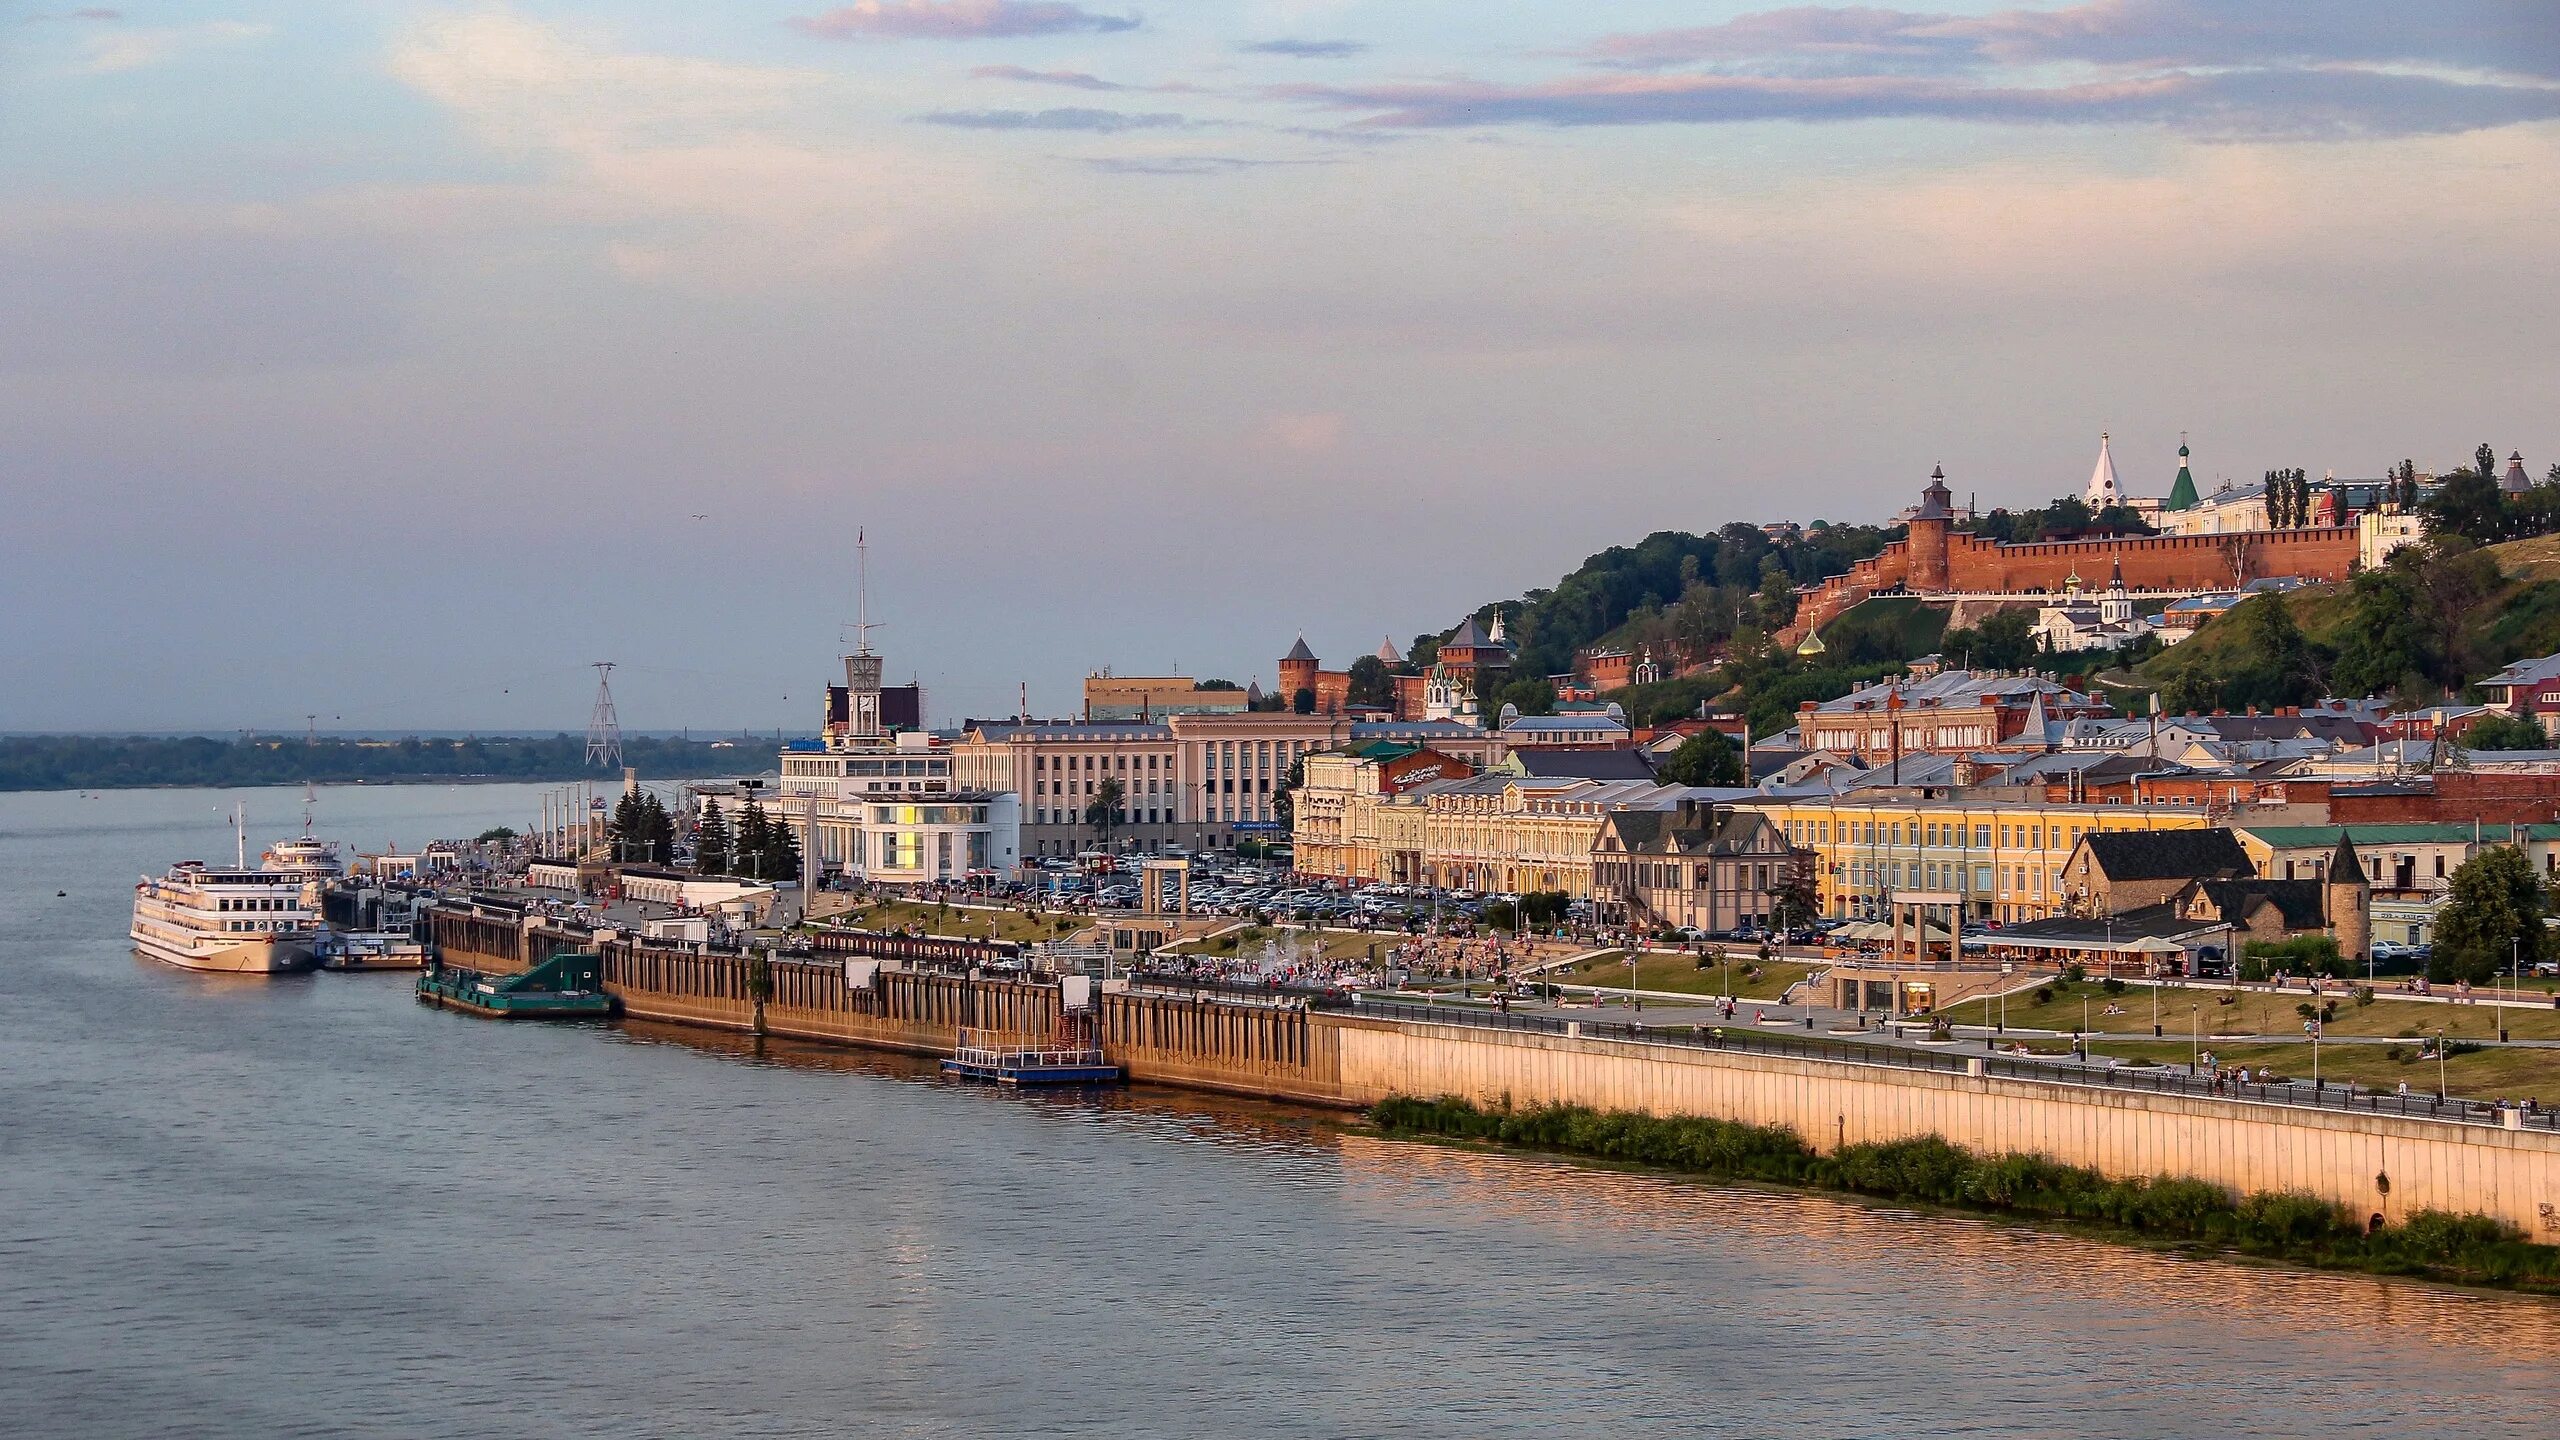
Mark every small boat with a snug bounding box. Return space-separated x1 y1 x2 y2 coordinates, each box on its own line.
417 951 614 1020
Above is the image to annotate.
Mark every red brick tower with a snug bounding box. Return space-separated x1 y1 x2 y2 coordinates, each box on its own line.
1909 466 1955 594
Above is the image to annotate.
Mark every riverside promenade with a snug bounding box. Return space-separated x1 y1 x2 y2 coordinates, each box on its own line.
427 899 2560 1238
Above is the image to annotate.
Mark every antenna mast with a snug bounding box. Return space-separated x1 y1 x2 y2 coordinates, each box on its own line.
586 662 623 769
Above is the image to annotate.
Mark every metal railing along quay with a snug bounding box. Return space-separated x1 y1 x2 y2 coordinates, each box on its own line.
1340 994 2560 1135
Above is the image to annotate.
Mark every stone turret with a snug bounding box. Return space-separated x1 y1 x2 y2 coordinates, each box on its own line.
1909 466 1955 593
2324 831 2370 970
1278 636 1319 699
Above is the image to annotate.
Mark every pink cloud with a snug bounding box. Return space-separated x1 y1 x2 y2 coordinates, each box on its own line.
791 1 1138 41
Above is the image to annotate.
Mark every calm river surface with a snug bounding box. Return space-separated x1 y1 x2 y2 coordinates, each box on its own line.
8 782 2560 1438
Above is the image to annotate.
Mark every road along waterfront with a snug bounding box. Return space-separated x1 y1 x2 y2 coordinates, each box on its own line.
12 783 2560 1438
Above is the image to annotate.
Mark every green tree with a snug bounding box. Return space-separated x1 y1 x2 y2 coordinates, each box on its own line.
609 792 644 862
2477 442 2500 481
1272 755 1307 830
695 798 732 876
1943 605 2037 670
761 812 801 881
2327 564 2436 700
1345 655 1394 709
2431 845 2550 985
2265 469 2291 529
735 800 773 879
474 826 516 843
638 792 675 865
2221 592 2323 710
2426 469 2507 545
1658 728 1744 786
1768 865 1820 931
2463 712 2550 751
1494 676 1557 718
1085 776 1126 849
1291 686 1316 715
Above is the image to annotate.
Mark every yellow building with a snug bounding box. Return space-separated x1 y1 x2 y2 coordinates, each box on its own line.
1406 776 1671 898
1747 797 2209 924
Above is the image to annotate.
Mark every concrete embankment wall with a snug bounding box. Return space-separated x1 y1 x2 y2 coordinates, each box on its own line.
1102 992 1347 1108
596 941 1058 1056
1323 1017 2560 1237
415 904 2560 1233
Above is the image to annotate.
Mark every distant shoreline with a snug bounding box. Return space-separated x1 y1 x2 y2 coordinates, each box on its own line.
1 773 763 794
0 734 784 793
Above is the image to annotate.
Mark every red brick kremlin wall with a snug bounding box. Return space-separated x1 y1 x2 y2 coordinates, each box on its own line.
1787 523 2360 642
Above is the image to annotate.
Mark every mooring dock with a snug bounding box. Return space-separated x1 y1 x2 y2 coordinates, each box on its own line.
940 1024 1122 1086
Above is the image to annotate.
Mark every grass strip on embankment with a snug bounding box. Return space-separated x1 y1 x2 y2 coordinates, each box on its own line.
1368 1096 2560 1293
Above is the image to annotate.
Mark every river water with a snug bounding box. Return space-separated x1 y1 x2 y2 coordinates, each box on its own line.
7 782 2560 1438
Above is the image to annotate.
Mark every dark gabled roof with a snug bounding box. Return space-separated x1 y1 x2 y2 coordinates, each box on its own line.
2079 828 2251 882
2327 830 2367 885
1282 636 1317 663
1601 809 1668 851
1598 804 1779 857
1515 749 1656 781
2192 878 2329 931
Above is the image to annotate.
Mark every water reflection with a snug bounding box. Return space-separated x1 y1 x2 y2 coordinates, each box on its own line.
608 1014 2560 1351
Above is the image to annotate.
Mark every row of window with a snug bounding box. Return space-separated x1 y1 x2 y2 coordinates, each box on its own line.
1787 818 2093 852
218 896 298 913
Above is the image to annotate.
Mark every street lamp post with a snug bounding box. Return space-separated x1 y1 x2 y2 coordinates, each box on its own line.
2435 1025 2447 1099
2190 1005 2201 1076
2508 935 2521 1043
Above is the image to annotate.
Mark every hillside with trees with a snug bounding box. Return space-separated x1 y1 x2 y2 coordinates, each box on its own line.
0 733 769 791
2133 531 2560 713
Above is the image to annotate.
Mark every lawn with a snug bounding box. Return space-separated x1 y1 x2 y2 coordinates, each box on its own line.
2085 1039 2560 1101
1559 950 1817 1002
836 900 1089 945
1972 978 2560 1043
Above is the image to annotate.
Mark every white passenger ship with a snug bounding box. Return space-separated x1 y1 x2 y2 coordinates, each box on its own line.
130 804 334 974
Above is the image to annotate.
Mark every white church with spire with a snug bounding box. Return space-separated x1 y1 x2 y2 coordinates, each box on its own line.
2033 553 2162 653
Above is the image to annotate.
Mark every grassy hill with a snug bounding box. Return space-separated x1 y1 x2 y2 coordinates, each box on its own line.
1808 595 1952 664
2131 535 2560 706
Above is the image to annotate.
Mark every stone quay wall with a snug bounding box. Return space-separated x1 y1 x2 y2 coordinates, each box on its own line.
1322 1016 2560 1238
595 938 1059 1055
416 902 2560 1233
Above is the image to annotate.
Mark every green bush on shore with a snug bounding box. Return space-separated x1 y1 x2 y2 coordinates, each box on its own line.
1368 1096 2560 1290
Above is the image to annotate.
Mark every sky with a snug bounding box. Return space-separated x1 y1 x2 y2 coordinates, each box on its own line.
2 1 2555 735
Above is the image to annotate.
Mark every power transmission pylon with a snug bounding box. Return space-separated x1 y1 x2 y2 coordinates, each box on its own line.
586 662 623 769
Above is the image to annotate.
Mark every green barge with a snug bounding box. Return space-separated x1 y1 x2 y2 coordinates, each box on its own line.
417 951 614 1020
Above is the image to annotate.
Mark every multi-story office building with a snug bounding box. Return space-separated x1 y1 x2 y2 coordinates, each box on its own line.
952 713 1499 858
1746 796 2208 923
1385 775 1671 897
772 634 1020 885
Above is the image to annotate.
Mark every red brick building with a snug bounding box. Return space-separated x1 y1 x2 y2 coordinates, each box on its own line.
2330 771 2560 826
1786 470 2362 644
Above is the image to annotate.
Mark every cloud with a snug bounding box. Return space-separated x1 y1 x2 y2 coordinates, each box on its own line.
1084 154 1330 175
1287 68 2560 139
81 19 266 73
918 107 1189 131
790 1 1139 41
1581 1 2560 78
1279 2 2560 139
970 64 1127 91
387 12 963 286
1242 39 1366 59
